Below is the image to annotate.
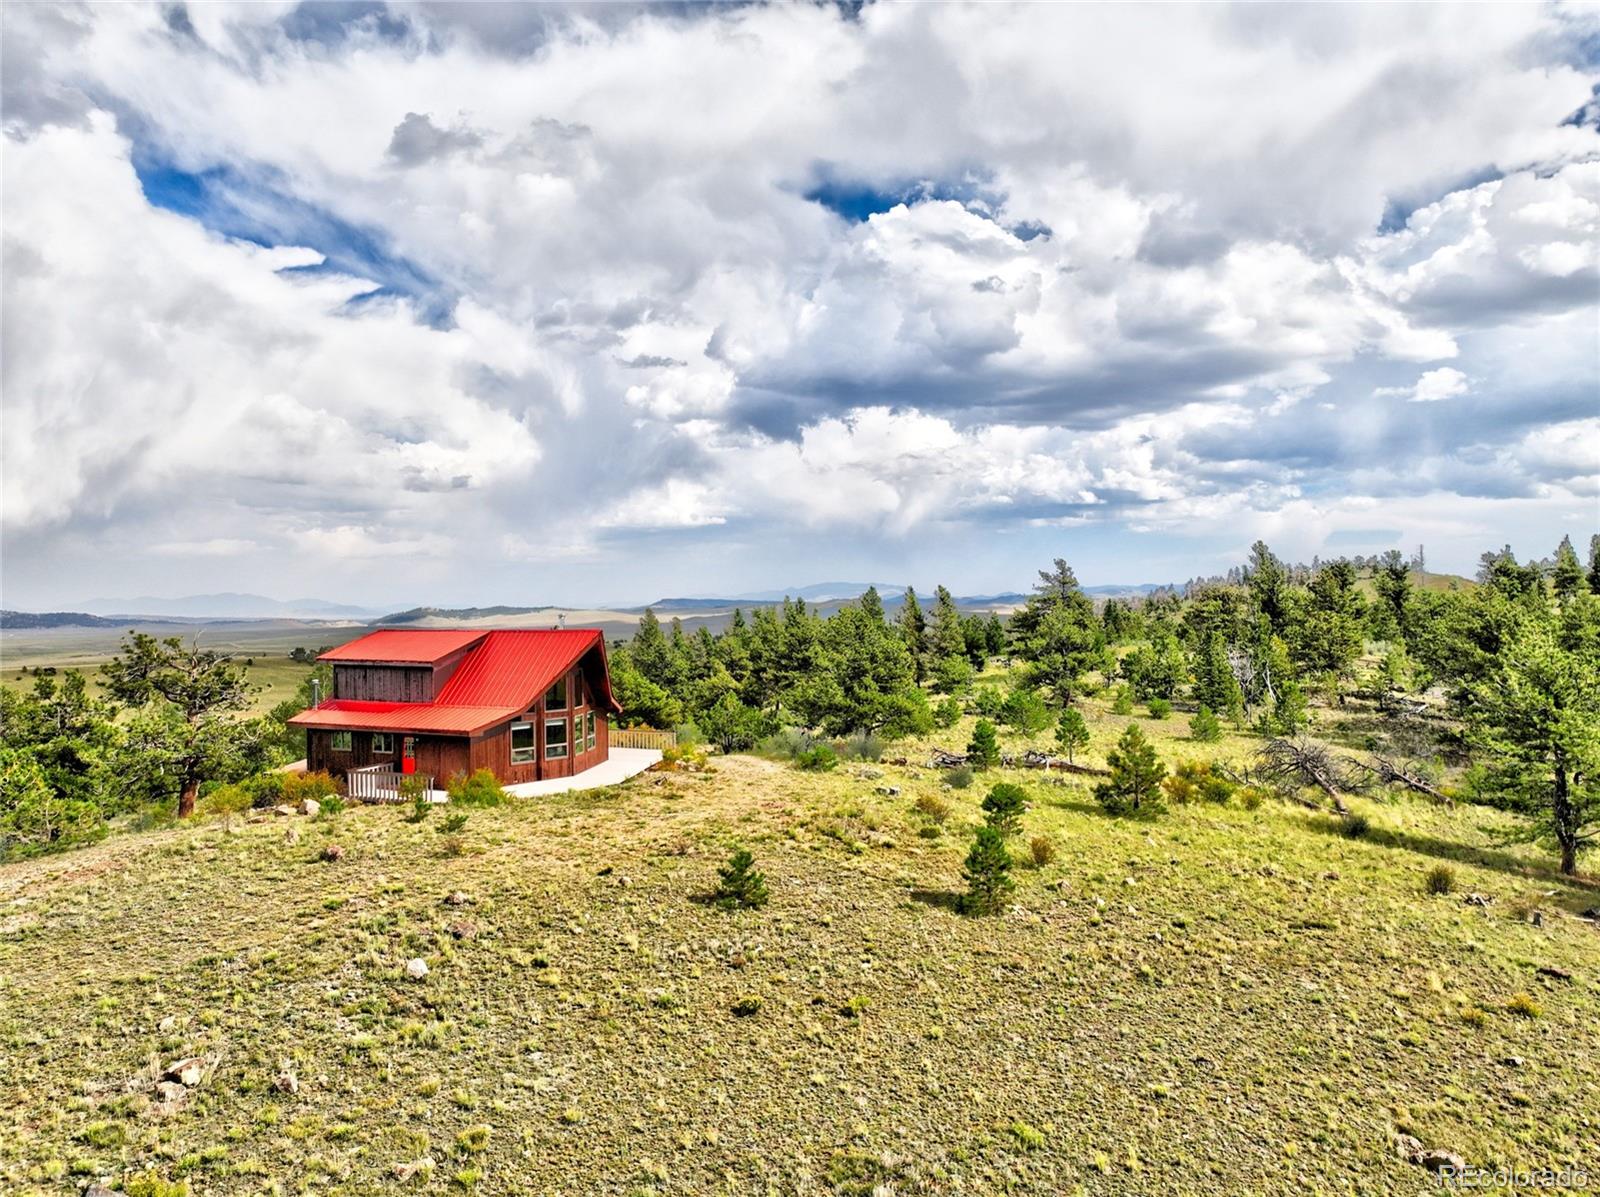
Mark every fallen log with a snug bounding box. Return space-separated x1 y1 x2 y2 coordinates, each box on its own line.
1350 754 1452 807
1005 749 1111 777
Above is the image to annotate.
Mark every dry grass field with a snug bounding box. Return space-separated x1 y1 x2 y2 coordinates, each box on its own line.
2 689 1597 1196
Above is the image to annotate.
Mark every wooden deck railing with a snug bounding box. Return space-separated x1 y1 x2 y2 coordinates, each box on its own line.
610 727 678 751
347 765 434 803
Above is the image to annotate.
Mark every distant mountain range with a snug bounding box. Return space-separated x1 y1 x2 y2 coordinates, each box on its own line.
77 593 387 619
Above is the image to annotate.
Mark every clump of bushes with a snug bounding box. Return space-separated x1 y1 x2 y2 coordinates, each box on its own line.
837 730 884 763
1160 760 1235 806
915 792 952 824
1000 687 1050 734
1094 724 1166 816
1147 698 1172 720
1342 812 1371 839
1111 685 1135 715
944 765 974 790
933 697 963 729
447 769 506 807
957 825 1013 916
1424 864 1457 896
972 686 1004 719
713 847 769 910
794 744 839 772
659 744 710 771
1028 836 1057 867
283 771 340 804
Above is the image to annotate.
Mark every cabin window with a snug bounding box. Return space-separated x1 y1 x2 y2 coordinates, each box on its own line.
371 732 394 755
544 717 569 759
511 723 535 764
331 731 352 752
585 712 596 751
545 676 568 711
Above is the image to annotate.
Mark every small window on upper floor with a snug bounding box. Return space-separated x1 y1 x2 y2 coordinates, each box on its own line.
545 676 568 711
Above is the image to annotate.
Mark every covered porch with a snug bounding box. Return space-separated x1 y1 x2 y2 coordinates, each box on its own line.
340 747 661 803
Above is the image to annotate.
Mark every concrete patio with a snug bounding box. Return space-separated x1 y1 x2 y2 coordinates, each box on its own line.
499 746 662 798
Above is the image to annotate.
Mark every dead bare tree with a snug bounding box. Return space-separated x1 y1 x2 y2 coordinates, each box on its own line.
1255 736 1353 815
1349 754 1452 807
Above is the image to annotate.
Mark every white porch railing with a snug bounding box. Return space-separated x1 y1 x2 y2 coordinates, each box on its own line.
347 764 434 803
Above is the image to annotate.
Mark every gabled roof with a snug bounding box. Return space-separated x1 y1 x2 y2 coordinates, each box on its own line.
317 628 486 664
288 628 620 736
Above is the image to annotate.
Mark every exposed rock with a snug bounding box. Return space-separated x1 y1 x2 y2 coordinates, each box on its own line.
1580 907 1600 921
405 957 430 980
154 1080 187 1104
393 1156 435 1181
284 825 301 845
874 785 901 796
297 798 321 817
157 1015 177 1033
444 891 472 906
1502 1056 1524 1068
321 844 345 862
447 920 477 941
162 1056 206 1087
272 804 295 817
274 1064 299 1094
1393 1133 1424 1160
84 1184 122 1197
1536 965 1572 981
1463 893 1493 907
1410 1148 1466 1174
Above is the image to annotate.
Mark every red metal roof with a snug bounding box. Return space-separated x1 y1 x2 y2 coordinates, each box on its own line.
288 628 620 736
318 629 486 664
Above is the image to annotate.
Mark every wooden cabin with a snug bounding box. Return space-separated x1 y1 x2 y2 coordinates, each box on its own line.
287 628 621 788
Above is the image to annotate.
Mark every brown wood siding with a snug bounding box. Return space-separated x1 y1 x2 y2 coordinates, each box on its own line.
307 729 470 785
333 664 433 703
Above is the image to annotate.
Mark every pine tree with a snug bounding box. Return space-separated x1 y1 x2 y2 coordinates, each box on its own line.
1192 630 1244 722
967 719 1000 770
1552 535 1584 602
929 586 973 692
981 781 1028 835
713 847 769 910
957 824 1014 915
898 588 928 683
1094 724 1167 815
1589 535 1600 596
1189 705 1223 743
1244 541 1290 636
1055 706 1089 764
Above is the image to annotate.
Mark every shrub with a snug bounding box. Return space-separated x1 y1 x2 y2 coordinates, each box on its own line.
1111 686 1135 715
1055 706 1090 764
1094 724 1166 816
713 847 769 910
198 784 254 818
945 765 973 790
240 772 288 809
1147 698 1172 720
1505 992 1542 1019
933 697 963 730
757 727 814 761
1160 760 1235 806
1342 813 1371 839
447 769 506 807
1189 705 1223 742
281 771 340 804
981 782 1028 836
837 730 885 762
700 694 770 753
794 744 839 772
1028 836 1057 867
659 744 710 771
1000 688 1051 735
915 793 952 824
438 811 469 836
315 794 346 819
973 686 1004 719
957 825 1013 916
1237 786 1267 810
967 720 1000 770
1424 864 1457 896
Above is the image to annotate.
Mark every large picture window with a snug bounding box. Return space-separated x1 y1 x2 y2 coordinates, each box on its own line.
371 732 394 755
511 722 535 764
544 717 569 759
331 731 352 752
585 712 596 752
545 677 568 711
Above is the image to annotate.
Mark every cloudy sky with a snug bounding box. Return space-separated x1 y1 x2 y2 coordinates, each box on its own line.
3 2 1597 609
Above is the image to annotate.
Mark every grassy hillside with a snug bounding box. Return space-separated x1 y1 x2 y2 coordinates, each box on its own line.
2 700 1596 1195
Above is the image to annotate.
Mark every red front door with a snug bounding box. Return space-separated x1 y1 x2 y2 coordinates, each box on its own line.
401 736 417 775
